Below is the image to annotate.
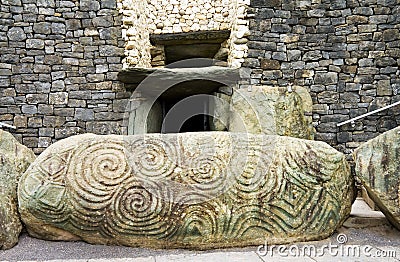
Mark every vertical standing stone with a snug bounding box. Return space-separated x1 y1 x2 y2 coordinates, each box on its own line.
354 126 400 230
228 86 315 139
0 130 36 249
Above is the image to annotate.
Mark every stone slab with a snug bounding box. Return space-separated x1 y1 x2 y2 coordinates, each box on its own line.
0 130 35 250
149 30 231 46
354 126 400 230
228 86 315 139
117 66 239 87
19 132 353 249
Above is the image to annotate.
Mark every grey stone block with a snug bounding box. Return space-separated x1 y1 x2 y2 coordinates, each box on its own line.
271 24 291 33
377 80 392 96
75 108 94 121
99 45 123 57
340 92 360 103
68 99 86 107
314 72 338 85
303 51 322 61
52 80 65 91
318 91 339 103
7 27 26 41
55 127 83 139
26 94 48 104
101 0 116 8
21 105 38 114
54 108 75 117
43 116 66 127
382 29 399 41
307 9 326 18
39 128 54 137
27 117 42 128
92 16 114 28
86 74 105 82
66 19 81 31
37 104 53 115
33 22 51 34
376 57 397 67
49 92 68 105
79 0 100 11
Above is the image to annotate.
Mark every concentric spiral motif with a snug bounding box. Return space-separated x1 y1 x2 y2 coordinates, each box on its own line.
105 178 177 238
18 133 354 249
126 136 177 179
172 202 223 242
184 155 228 191
175 132 235 204
66 139 131 231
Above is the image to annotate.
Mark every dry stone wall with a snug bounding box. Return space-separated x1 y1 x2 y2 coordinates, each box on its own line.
243 0 400 154
0 0 129 154
120 0 250 68
119 0 151 68
0 0 399 155
147 0 235 34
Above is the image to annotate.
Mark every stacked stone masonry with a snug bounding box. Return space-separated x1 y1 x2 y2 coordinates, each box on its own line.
120 0 250 68
0 0 127 154
0 0 399 156
243 0 400 154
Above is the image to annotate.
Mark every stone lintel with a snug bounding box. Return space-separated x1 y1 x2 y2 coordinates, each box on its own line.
150 30 231 46
118 66 240 99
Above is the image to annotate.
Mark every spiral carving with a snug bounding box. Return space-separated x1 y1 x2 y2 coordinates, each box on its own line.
70 142 129 188
105 178 177 238
184 155 228 191
18 133 353 249
171 201 225 243
126 137 177 179
66 140 131 230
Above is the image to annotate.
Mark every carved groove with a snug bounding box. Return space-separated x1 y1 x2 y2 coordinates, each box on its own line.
19 133 354 248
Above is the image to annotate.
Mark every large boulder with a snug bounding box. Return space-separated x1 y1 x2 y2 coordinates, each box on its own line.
354 126 400 229
0 130 35 249
19 132 353 249
227 86 315 140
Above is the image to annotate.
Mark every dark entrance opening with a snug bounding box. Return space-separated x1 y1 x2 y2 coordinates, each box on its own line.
160 94 210 134
150 30 230 67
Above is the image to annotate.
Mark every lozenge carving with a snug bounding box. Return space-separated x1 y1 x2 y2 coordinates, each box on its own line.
19 132 354 249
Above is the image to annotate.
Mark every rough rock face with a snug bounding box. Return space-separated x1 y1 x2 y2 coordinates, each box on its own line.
354 126 400 229
227 86 315 140
0 130 35 250
19 132 353 249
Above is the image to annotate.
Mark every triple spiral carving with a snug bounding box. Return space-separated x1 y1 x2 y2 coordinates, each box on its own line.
19 133 353 248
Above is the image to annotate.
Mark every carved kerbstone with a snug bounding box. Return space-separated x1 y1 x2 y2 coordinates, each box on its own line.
354 126 400 229
0 130 35 249
19 132 354 249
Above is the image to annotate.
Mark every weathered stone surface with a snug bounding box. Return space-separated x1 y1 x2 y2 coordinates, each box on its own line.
19 132 353 249
118 66 240 85
128 99 163 134
260 59 280 70
0 130 35 249
354 126 400 230
1 0 399 158
209 92 231 131
228 86 315 139
7 27 26 41
119 65 240 101
150 30 231 46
